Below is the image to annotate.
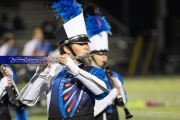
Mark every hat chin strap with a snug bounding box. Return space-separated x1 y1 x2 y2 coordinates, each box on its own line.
92 56 101 68
66 44 82 63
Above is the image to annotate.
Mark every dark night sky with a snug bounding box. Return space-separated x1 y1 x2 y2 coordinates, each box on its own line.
93 0 156 36
92 0 180 37
91 0 180 53
92 0 122 21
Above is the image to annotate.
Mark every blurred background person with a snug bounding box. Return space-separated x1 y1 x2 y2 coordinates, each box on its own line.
22 26 51 79
0 32 18 56
22 26 51 56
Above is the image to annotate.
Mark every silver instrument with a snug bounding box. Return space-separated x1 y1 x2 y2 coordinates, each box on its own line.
0 64 11 77
29 54 94 67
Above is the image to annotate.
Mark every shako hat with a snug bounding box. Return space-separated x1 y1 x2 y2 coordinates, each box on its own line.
83 3 112 54
52 0 90 46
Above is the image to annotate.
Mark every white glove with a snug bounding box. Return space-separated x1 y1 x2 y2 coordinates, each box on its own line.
65 57 79 76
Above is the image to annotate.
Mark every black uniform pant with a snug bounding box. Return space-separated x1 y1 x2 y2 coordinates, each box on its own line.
0 103 12 120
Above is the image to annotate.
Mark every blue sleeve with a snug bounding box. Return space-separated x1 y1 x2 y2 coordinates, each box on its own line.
112 71 124 85
89 67 109 100
90 67 109 88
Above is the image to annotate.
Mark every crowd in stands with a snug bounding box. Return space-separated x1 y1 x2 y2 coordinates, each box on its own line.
0 12 59 83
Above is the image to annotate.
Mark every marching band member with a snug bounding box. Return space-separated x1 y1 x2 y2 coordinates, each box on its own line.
17 0 109 120
83 4 128 120
0 32 18 56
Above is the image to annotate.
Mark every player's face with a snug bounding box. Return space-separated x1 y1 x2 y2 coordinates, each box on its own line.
8 39 15 47
93 54 108 68
71 43 89 56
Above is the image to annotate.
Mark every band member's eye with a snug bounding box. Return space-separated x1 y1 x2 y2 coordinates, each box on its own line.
77 43 88 46
98 53 107 56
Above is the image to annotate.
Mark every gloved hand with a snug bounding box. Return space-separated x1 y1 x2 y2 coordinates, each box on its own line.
65 56 79 76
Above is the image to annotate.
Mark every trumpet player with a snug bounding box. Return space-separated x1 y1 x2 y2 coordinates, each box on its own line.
17 0 109 120
83 4 129 120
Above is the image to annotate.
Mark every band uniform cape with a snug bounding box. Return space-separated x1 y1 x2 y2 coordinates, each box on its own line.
83 4 127 120
17 0 109 120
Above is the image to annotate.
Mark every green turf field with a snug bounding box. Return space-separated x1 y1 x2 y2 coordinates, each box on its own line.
118 76 180 120
12 76 180 120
